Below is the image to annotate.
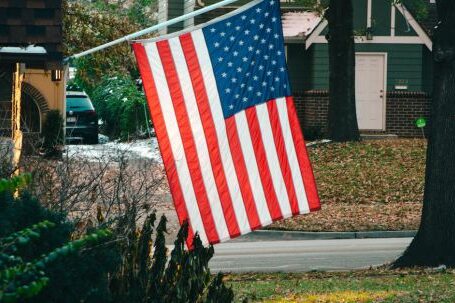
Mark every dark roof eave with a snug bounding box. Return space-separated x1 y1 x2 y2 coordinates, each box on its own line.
0 53 63 69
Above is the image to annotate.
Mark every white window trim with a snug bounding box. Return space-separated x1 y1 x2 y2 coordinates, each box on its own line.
394 4 432 51
367 0 372 28
284 44 288 61
305 19 327 49
391 5 396 36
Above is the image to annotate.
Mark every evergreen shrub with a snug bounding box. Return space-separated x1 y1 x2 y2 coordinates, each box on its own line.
41 110 64 157
0 184 119 303
91 75 150 140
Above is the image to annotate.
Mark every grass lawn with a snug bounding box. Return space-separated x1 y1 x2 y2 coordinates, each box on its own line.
269 139 426 232
226 269 455 302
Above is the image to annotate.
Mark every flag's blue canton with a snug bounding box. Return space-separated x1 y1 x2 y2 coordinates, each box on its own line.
203 0 291 118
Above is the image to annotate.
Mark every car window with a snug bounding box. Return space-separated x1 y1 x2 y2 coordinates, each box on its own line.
66 96 94 111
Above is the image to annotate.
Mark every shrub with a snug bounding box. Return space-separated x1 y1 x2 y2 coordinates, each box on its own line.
64 1 143 91
91 75 150 140
66 80 83 92
0 222 112 303
0 140 13 178
304 125 326 141
110 211 234 303
41 110 64 157
0 183 119 303
1 172 235 302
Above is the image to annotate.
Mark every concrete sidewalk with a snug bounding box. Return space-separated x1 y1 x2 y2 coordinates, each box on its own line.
230 230 417 242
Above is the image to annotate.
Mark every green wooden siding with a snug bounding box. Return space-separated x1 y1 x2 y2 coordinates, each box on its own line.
286 44 312 92
353 0 368 32
316 0 420 38
422 47 433 93
311 44 329 90
371 0 391 36
167 0 185 33
395 9 417 36
307 43 426 92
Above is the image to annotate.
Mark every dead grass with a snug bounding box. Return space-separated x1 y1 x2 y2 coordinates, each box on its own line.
227 269 455 302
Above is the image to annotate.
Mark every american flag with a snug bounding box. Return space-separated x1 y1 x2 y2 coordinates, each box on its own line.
133 0 320 246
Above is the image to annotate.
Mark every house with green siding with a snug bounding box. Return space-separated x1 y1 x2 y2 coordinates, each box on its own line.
157 0 437 137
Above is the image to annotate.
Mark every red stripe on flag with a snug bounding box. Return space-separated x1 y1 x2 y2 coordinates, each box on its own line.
267 101 300 215
179 33 241 238
285 97 321 211
132 43 196 246
245 107 283 221
224 117 262 230
156 40 221 243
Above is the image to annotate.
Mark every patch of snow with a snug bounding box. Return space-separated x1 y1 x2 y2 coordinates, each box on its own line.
306 139 332 147
98 134 109 144
434 265 447 272
65 138 162 163
67 136 326 163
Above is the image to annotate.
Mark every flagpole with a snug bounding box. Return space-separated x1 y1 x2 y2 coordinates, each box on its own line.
67 0 241 60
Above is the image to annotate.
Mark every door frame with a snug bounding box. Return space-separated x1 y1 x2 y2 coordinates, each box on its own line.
355 52 388 131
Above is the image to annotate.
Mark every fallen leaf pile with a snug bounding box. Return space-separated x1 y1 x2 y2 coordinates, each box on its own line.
270 139 426 231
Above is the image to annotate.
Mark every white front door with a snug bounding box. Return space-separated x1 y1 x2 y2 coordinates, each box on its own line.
355 53 386 130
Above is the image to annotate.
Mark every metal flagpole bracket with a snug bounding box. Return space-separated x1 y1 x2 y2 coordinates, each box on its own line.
66 0 241 61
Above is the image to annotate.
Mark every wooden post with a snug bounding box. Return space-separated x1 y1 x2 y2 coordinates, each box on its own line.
11 63 24 176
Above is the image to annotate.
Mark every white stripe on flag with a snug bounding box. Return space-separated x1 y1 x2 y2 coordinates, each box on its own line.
276 98 310 213
168 37 231 241
144 42 209 244
235 111 273 225
191 30 252 234
255 103 293 218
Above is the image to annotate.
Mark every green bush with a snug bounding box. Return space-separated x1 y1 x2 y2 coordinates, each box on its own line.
66 80 83 92
64 1 143 91
304 125 326 141
0 222 112 303
41 110 64 157
110 212 234 303
0 187 119 303
0 175 234 303
0 173 31 194
91 75 150 140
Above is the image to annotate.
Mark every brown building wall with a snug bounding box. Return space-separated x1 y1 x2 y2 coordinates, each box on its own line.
294 91 431 138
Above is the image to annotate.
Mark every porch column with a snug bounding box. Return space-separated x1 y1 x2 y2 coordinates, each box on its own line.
11 63 25 174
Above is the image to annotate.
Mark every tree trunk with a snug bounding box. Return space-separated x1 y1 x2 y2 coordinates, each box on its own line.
394 0 455 267
326 0 360 142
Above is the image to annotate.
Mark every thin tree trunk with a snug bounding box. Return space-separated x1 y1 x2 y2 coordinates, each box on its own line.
326 0 360 142
394 0 455 267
